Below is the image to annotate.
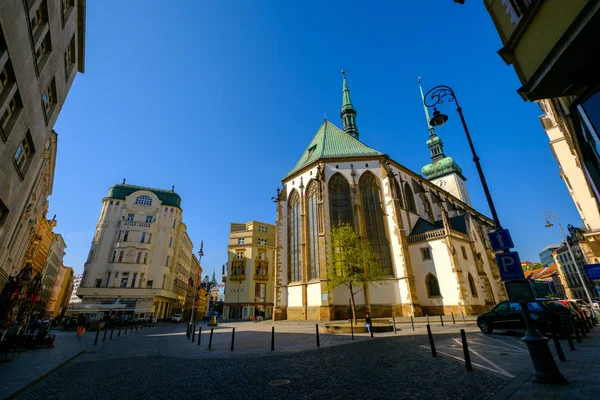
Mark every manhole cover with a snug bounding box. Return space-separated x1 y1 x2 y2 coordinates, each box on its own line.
268 379 291 387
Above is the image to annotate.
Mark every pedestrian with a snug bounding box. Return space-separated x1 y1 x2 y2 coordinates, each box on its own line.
76 315 86 337
364 313 372 334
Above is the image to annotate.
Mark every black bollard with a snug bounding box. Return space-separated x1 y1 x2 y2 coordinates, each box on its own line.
271 326 275 351
350 319 354 340
208 328 214 349
426 324 437 357
584 313 593 330
110 326 115 340
198 327 202 346
94 328 100 345
410 316 415 331
560 320 575 351
571 319 582 343
451 312 456 324
440 315 444 327
186 324 190 339
103 325 108 343
548 322 566 362
316 324 320 347
118 325 121 337
460 329 473 371
192 326 196 343
392 317 397 334
230 328 235 351
579 318 588 337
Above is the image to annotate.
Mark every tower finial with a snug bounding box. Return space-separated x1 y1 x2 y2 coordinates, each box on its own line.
340 70 359 140
418 76 434 136
419 77 445 162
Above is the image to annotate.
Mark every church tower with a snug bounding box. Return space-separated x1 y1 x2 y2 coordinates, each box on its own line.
340 70 359 139
418 78 471 205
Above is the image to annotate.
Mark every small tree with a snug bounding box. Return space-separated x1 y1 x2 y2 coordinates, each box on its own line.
327 224 387 324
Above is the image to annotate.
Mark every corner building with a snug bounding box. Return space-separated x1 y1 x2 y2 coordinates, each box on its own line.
274 74 507 321
76 183 194 321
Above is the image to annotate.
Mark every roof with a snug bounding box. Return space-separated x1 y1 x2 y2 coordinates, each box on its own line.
422 156 465 180
409 215 467 236
285 120 383 178
525 265 558 280
106 184 182 208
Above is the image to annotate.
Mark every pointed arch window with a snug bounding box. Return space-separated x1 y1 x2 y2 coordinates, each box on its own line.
468 273 478 297
288 191 302 282
423 197 434 222
329 174 353 227
359 173 393 275
392 178 404 208
307 182 319 280
404 182 417 213
426 273 441 297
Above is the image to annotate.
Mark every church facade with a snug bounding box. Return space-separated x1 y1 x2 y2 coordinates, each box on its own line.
273 73 507 321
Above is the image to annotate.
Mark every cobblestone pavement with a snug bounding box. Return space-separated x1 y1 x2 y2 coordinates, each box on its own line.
14 332 505 400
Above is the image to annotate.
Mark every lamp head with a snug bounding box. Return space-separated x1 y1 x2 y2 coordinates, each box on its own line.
544 220 554 228
430 108 449 127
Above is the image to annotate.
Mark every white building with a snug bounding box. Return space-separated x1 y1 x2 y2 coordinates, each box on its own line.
69 274 82 304
273 74 507 321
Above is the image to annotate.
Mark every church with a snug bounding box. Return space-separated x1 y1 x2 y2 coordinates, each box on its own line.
273 73 507 321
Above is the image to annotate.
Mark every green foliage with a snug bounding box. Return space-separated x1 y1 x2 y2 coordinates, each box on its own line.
522 262 544 272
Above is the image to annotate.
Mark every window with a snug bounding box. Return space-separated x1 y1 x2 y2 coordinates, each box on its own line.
162 275 167 289
127 214 134 221
423 197 434 222
236 251 244 260
135 195 152 206
307 181 319 279
95 279 102 288
123 231 129 241
145 216 153 223
426 274 441 297
136 252 142 263
165 255 170 266
259 226 268 233
404 182 417 213
35 30 52 69
468 273 478 297
237 238 245 244
259 252 266 260
141 232 146 243
169 237 173 247
0 198 7 227
61 0 74 25
105 271 111 287
461 246 468 260
118 251 124 262
117 230 122 241
111 251 116 262
288 190 302 282
258 238 267 245
41 78 56 122
255 283 266 300
172 220 176 229
30 2 48 36
131 272 137 288
120 272 129 288
13 131 35 178
1 91 22 140
360 173 392 275
421 248 432 261
392 178 404 208
143 253 148 264
148 233 152 243
493 302 509 313
0 65 9 92
329 174 353 227
147 280 153 288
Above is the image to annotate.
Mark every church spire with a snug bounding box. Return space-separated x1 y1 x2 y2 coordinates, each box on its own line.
418 76 445 162
340 70 359 140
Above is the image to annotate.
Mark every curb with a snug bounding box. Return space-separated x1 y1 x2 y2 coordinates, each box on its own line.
5 346 87 400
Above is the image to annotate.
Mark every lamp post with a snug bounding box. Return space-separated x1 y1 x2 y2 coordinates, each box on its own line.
424 85 566 384
542 211 597 323
190 241 204 332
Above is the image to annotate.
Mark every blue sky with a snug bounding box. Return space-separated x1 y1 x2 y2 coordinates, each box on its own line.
51 0 580 275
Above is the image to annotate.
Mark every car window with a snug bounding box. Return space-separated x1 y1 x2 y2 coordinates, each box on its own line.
526 302 544 312
508 303 521 311
540 300 569 311
493 302 509 313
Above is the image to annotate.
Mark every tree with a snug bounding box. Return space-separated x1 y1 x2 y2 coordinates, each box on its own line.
522 262 544 272
327 224 387 324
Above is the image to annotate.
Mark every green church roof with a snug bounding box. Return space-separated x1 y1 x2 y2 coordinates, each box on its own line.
421 156 465 181
106 184 182 208
285 120 383 178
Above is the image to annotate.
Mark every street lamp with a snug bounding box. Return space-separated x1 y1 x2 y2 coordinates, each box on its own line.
189 241 204 332
423 84 566 384
542 210 598 323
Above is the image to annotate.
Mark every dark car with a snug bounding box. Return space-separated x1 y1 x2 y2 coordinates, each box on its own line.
477 299 576 336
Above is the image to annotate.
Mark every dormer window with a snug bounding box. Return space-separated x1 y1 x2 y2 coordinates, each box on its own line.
135 195 152 205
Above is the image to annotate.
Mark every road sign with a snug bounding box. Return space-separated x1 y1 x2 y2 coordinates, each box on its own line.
584 264 600 280
504 280 535 302
488 229 514 252
496 251 524 281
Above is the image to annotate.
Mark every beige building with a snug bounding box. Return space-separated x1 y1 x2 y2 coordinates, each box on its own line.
75 183 195 321
42 232 66 316
54 265 73 317
0 0 85 289
552 240 598 299
223 221 276 320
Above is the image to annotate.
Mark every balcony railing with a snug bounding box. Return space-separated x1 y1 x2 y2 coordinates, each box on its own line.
254 274 269 281
407 228 446 244
229 274 246 281
123 221 151 227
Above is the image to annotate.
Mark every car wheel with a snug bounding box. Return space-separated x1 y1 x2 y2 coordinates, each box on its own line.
478 320 493 334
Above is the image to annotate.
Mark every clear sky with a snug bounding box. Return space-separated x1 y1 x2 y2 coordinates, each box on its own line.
51 0 581 275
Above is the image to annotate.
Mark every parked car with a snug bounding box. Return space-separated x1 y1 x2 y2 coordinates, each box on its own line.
558 300 588 321
477 299 576 336
574 299 593 318
171 314 183 323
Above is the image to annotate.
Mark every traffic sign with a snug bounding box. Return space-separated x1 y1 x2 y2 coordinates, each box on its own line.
496 251 524 281
488 229 514 252
584 264 600 280
504 280 535 302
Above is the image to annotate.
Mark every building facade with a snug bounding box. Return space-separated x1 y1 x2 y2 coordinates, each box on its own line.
75 183 195 321
53 265 73 318
552 239 599 299
42 233 66 316
539 244 560 267
273 74 507 321
223 221 276 320
69 273 82 304
0 0 86 289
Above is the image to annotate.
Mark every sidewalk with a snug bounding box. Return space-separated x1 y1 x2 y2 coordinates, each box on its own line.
0 331 87 399
491 325 600 400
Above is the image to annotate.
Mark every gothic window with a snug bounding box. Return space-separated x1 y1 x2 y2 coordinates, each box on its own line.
307 181 319 280
426 273 441 297
423 196 434 222
288 190 302 282
468 273 478 297
329 173 353 227
404 182 417 213
392 178 404 208
359 172 393 275
135 195 152 206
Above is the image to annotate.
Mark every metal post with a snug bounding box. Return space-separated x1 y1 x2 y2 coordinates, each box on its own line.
426 324 436 357
560 320 575 351
103 325 108 343
94 328 100 345
571 319 582 343
110 326 115 340
197 327 202 346
460 329 472 371
350 319 354 340
192 325 195 343
230 328 235 351
208 328 213 349
580 318 588 337
271 326 275 351
410 316 415 331
124 323 127 336
451 312 456 324
440 315 444 327
392 316 397 334
548 322 566 362
316 324 320 347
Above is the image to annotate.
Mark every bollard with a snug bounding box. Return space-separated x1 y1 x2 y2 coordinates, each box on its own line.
426 324 437 357
271 326 275 351
350 319 354 340
103 325 108 343
118 325 121 337
584 313 593 330
186 324 190 339
110 326 115 340
582 316 590 333
560 320 575 351
94 328 100 345
208 328 214 349
460 329 473 371
571 319 582 343
548 322 566 362
579 319 588 337
392 316 397 334
192 326 196 343
440 315 444 327
316 324 320 348
451 312 456 324
197 327 202 346
461 311 465 323
230 328 235 351
410 316 415 331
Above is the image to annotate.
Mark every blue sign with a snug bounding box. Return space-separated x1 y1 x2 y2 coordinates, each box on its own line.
496 251 524 281
584 264 600 280
488 229 514 252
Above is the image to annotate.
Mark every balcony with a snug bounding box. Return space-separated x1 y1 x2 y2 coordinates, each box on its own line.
229 274 246 281
123 221 151 228
407 228 446 244
254 274 269 281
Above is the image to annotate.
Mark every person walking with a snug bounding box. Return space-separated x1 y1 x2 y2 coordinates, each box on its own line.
76 315 86 337
365 313 373 335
